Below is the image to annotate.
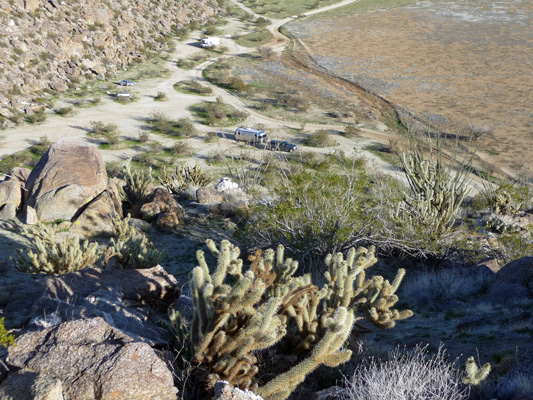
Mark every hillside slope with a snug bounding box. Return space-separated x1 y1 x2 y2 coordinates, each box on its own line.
0 0 223 123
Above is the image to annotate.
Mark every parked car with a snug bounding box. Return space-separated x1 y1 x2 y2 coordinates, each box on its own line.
119 80 136 86
266 140 297 152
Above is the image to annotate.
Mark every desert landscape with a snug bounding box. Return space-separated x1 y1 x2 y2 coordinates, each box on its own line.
0 0 532 399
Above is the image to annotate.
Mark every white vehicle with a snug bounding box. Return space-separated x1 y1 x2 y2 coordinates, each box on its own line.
235 127 267 144
200 37 220 48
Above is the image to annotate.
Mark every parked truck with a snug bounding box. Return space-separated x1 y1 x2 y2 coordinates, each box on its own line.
200 37 220 48
234 127 267 144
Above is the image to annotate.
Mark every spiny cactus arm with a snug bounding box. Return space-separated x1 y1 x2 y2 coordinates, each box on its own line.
462 357 491 385
257 307 354 400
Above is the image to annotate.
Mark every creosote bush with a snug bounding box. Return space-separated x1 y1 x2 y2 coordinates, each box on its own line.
165 239 412 399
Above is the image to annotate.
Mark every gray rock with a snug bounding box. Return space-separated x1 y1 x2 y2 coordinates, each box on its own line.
24 140 109 223
488 257 533 303
0 203 17 220
196 187 224 204
0 370 64 400
0 181 22 208
7 317 178 400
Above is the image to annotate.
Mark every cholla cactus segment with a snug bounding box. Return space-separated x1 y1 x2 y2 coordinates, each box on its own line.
106 215 165 269
12 223 102 275
462 357 491 385
257 307 354 400
120 159 153 205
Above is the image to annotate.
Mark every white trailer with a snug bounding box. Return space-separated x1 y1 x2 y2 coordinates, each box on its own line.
200 37 220 48
234 127 267 144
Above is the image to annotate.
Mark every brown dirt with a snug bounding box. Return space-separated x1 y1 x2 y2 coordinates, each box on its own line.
285 0 533 179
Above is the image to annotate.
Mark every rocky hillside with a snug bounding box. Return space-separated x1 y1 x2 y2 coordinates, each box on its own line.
0 0 223 121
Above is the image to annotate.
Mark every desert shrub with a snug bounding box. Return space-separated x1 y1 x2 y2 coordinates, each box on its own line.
177 117 197 137
342 125 361 138
342 345 469 400
238 154 372 265
399 268 491 310
305 130 338 148
54 106 74 116
0 317 15 347
164 240 411 399
103 131 120 146
170 140 193 156
154 91 168 101
12 223 103 275
25 111 47 124
174 80 213 95
89 120 117 136
275 90 309 112
31 135 51 156
138 131 150 143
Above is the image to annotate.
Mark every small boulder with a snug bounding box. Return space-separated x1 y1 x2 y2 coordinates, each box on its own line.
488 257 533 302
196 187 224 204
156 212 179 232
7 317 178 400
0 204 17 220
0 370 63 400
140 202 161 221
145 187 181 213
0 181 22 208
70 191 119 237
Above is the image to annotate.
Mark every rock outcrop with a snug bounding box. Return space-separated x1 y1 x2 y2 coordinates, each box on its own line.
7 317 178 400
0 0 223 121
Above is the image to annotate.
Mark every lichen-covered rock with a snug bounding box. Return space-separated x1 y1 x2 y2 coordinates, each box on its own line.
25 140 109 223
7 317 178 400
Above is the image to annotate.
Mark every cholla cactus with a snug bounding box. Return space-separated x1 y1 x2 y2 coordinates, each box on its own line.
106 215 164 269
12 223 102 275
160 164 211 194
462 357 491 385
120 159 153 205
168 240 412 399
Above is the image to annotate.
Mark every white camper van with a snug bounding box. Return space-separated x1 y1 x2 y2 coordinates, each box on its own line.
200 37 220 48
234 127 267 144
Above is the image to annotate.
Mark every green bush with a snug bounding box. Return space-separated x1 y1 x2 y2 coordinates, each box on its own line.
0 317 15 347
305 130 338 148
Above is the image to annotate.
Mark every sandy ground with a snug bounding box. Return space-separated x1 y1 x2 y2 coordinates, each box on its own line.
284 0 533 179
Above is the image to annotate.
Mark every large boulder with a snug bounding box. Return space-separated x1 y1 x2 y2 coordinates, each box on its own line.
70 190 118 237
7 317 178 400
24 140 109 223
488 257 533 303
196 187 224 204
